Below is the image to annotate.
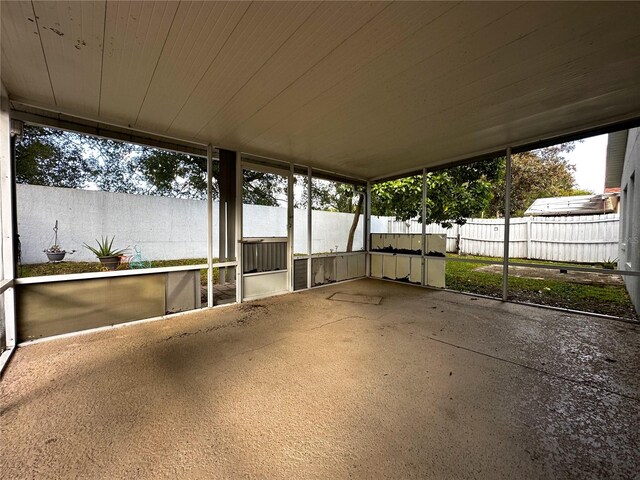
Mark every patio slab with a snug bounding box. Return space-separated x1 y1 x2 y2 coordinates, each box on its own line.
1 279 639 479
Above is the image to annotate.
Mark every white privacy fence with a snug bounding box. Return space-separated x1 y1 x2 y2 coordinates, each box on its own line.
18 184 619 265
372 214 620 263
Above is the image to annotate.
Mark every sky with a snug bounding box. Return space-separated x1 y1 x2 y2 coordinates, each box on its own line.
563 134 608 194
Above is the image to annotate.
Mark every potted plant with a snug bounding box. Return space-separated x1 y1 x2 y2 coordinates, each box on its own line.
83 236 129 271
43 220 75 262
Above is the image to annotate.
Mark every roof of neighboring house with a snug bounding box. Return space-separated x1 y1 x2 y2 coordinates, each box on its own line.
524 194 619 216
605 131 629 189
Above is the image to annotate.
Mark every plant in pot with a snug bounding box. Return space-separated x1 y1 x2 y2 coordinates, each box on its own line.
43 220 75 262
83 236 129 271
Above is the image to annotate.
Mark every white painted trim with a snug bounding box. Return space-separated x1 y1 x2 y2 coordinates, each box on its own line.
311 251 365 259
0 278 12 295
14 263 233 284
1 83 16 350
207 144 214 308
0 346 15 377
243 269 287 278
307 167 312 289
235 151 243 303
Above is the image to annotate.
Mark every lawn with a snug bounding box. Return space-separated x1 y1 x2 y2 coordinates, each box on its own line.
445 254 638 320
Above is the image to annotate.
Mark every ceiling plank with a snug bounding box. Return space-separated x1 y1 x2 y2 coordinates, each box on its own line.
31 1 105 117
195 1 391 143
134 1 250 132
0 0 55 106
99 0 179 125
167 1 320 139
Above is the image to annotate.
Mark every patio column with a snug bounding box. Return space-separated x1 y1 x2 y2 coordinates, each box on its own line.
0 82 16 356
219 149 238 284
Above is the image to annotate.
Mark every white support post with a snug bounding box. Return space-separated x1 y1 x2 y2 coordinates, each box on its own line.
287 164 294 292
235 152 243 303
307 167 312 289
0 84 16 354
365 181 371 277
502 147 512 301
206 145 213 308
421 168 427 286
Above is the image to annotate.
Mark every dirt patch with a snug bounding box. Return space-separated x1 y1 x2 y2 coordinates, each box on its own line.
476 265 624 286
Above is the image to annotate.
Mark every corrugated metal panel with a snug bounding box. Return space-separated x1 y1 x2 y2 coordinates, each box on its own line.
293 259 307 291
524 195 617 216
242 241 287 274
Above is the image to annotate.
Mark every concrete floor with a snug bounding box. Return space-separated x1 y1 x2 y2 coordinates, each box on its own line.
1 279 639 479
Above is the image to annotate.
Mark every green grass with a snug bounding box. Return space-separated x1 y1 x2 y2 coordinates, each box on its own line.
445 255 637 319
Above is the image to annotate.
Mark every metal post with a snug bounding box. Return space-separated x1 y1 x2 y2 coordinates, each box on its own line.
421 168 427 286
502 147 512 301
206 145 213 308
307 167 312 289
235 152 243 303
287 164 294 291
365 181 371 277
0 87 16 351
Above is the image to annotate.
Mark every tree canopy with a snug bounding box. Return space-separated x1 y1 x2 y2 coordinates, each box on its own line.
15 125 283 205
372 142 591 227
16 125 591 227
372 158 502 228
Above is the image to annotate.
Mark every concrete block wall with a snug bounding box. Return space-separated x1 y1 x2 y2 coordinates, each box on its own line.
17 184 365 264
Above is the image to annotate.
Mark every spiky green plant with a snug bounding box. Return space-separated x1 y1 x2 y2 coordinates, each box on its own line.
83 236 128 258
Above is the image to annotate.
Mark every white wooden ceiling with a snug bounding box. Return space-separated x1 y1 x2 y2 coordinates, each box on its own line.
2 1 640 180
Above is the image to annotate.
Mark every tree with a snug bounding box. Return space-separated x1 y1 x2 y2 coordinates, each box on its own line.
372 158 503 228
372 142 588 226
15 126 95 188
15 125 284 205
486 143 586 217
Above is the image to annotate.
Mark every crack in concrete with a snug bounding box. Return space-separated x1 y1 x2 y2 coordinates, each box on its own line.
420 333 640 403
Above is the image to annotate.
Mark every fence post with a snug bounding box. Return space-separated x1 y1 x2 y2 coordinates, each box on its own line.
526 216 532 260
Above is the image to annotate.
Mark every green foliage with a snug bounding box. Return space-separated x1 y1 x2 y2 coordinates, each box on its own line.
83 236 128 257
486 143 584 216
15 125 286 206
15 126 94 188
372 142 588 225
372 158 502 228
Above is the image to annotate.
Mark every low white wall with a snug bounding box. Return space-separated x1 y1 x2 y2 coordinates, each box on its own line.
17 184 364 264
